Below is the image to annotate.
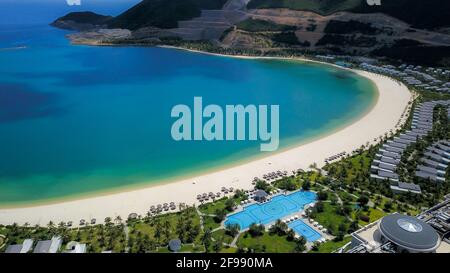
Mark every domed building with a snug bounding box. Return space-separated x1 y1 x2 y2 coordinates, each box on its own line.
348 211 447 253
377 214 441 253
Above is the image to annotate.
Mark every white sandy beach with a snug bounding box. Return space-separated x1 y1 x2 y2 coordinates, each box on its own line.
0 58 412 226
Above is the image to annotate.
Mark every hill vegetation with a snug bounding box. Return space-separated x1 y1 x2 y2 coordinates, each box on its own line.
247 0 450 29
373 40 450 66
54 11 113 25
352 0 450 29
55 0 450 32
324 20 379 35
51 11 113 30
247 0 361 15
236 18 297 32
108 0 228 29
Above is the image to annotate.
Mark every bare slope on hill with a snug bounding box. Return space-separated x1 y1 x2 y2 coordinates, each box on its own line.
247 0 361 15
247 0 450 30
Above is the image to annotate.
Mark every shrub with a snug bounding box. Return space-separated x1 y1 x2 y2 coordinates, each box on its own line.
317 191 328 201
359 214 370 222
248 224 265 237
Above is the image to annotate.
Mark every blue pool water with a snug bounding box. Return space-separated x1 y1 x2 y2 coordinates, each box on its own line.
288 219 322 242
224 191 316 230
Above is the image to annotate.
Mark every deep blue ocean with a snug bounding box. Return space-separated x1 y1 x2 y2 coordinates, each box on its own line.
0 0 377 204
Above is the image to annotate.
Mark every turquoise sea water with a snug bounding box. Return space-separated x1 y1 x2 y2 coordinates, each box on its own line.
0 1 377 205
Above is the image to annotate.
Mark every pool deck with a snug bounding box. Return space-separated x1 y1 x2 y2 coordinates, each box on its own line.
223 189 332 245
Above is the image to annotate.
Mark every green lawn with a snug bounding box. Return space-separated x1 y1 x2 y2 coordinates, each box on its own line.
325 151 373 185
180 244 205 253
211 229 235 245
309 236 352 253
203 216 221 230
128 207 202 250
337 190 358 203
352 207 386 226
198 197 229 215
310 202 350 235
154 247 170 253
153 243 205 253
219 246 238 253
237 232 296 253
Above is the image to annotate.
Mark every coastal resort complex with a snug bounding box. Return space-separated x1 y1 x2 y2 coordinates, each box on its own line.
348 198 450 253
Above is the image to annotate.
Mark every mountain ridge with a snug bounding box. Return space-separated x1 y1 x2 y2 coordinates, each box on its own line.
51 0 450 66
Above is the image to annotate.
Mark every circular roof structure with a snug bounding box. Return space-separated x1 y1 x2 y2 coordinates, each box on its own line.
379 214 440 252
397 218 423 233
168 239 182 252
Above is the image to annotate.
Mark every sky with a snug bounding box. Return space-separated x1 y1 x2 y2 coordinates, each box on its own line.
0 0 141 25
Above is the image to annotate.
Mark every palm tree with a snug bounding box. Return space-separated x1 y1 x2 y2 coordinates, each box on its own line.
202 228 212 253
162 220 171 241
286 229 296 241
212 238 223 253
176 219 186 242
154 221 162 243
225 224 240 238
294 236 307 253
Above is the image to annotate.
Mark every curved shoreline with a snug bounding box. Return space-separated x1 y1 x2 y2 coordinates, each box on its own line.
0 52 412 226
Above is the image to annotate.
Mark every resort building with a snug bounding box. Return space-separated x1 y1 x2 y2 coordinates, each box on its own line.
348 198 450 253
390 182 422 195
253 190 269 202
33 236 62 253
359 63 450 94
64 241 87 253
168 239 182 252
370 100 450 194
415 140 449 183
315 55 335 62
5 239 34 253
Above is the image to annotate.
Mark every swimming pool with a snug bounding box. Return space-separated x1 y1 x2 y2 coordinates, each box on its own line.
288 219 322 242
224 191 316 230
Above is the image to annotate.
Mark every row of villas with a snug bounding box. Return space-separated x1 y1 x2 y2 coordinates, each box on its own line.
370 100 450 194
416 140 450 182
316 56 450 94
4 236 88 253
359 63 450 94
347 196 450 253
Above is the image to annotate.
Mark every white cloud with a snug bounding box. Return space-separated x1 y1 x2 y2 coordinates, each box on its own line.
66 0 81 6
366 0 381 5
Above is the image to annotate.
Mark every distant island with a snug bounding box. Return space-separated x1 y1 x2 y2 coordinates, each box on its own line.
52 0 450 66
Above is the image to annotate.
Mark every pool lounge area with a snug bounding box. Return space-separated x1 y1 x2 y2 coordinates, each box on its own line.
224 191 317 231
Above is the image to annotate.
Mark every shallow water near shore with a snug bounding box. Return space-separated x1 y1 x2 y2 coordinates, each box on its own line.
0 2 377 205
